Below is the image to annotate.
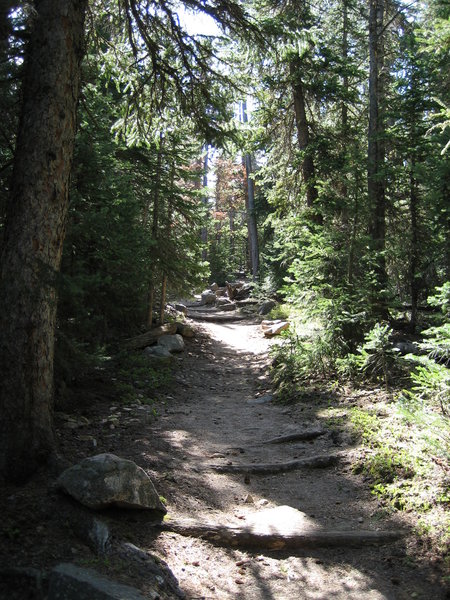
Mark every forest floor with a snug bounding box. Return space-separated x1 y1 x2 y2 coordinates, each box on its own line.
0 317 448 599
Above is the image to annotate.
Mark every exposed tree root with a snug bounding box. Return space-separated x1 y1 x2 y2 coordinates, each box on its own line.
264 429 326 444
187 311 248 322
209 454 341 474
156 519 405 550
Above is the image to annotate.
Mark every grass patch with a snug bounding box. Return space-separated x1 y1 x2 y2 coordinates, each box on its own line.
347 402 449 559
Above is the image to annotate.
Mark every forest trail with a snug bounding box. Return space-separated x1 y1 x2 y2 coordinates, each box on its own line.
141 318 442 599
1 318 443 600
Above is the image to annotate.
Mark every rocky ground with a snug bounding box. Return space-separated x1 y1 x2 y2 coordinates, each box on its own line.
0 316 447 599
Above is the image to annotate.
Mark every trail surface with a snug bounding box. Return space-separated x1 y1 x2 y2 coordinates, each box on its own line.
141 319 442 599
0 318 443 599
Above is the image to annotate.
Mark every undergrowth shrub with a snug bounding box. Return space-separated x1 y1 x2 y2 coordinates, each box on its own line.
397 283 450 456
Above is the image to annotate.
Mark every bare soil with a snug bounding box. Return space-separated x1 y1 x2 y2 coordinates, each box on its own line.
0 318 447 599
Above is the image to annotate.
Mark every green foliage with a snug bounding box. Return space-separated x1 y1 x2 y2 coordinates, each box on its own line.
427 281 450 316
403 356 450 416
346 397 448 546
268 304 290 320
349 408 380 443
270 333 308 402
56 38 209 382
400 283 450 417
113 352 171 408
357 448 415 485
354 323 401 386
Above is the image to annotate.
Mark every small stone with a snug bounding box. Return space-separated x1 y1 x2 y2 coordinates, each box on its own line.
247 394 273 405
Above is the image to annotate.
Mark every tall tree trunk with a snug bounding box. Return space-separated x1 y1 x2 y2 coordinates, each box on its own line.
241 100 259 280
147 132 163 328
340 0 349 217
341 0 349 131
347 174 359 286
368 0 388 316
0 0 87 482
159 274 167 325
159 161 174 326
201 147 208 261
229 209 235 258
290 57 322 223
409 163 419 332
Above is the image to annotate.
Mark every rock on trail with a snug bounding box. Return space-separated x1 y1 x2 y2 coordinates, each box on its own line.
150 317 441 600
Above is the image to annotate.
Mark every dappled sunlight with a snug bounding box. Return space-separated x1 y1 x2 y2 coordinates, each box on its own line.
127 319 444 599
200 321 274 355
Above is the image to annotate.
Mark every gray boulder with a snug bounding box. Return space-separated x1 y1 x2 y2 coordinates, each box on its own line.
173 303 188 315
258 300 277 315
158 333 185 353
201 289 216 305
48 563 150 600
144 345 172 358
393 341 418 355
57 453 167 512
176 322 195 338
144 346 174 367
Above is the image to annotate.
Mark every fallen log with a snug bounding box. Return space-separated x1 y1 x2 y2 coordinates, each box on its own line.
156 519 404 550
187 311 247 322
209 453 341 474
124 323 177 350
264 428 326 445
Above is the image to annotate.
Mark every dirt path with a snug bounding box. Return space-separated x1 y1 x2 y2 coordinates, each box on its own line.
139 318 443 599
0 317 444 599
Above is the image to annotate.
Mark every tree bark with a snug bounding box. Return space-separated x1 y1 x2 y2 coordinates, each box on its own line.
159 273 167 325
209 453 341 474
290 57 322 223
201 147 208 261
368 0 388 315
409 163 419 331
0 0 87 482
147 133 164 327
241 100 259 280
263 428 326 445
157 519 404 550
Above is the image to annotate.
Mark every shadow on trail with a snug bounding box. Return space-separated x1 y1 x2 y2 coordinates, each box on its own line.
135 320 443 600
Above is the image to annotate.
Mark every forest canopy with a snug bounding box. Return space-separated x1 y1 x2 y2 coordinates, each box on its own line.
0 0 448 482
